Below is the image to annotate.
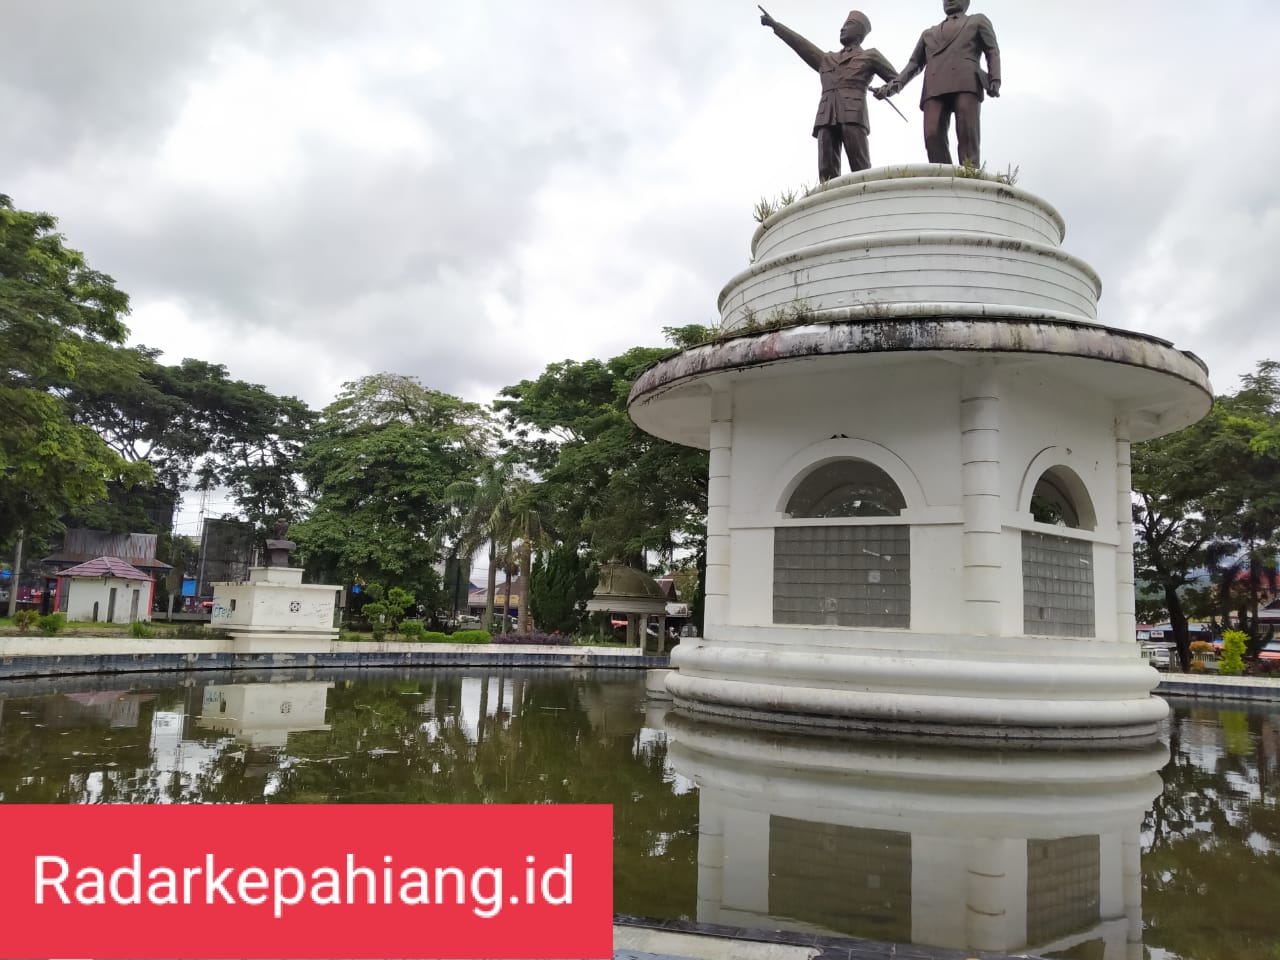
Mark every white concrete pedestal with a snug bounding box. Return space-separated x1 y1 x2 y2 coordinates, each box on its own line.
630 165 1213 742
211 567 340 654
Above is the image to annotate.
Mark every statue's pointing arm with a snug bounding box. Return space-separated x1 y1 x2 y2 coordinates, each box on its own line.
764 18 826 72
976 14 1001 95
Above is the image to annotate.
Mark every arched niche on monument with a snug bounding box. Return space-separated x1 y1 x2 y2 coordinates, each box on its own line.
1020 459 1099 639
774 457 911 630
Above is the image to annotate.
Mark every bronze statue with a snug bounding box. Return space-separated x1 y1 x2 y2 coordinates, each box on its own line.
760 7 899 182
264 518 296 568
876 0 1001 167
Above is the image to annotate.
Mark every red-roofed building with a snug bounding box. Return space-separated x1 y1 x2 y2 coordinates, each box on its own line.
56 556 155 624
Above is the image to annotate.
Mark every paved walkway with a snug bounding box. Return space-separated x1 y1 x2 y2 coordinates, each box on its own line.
1156 671 1280 702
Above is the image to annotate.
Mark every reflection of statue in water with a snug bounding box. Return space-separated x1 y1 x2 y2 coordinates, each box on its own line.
759 7 898 182
876 0 1001 166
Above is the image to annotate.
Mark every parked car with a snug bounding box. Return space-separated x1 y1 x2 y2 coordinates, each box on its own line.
1140 643 1173 670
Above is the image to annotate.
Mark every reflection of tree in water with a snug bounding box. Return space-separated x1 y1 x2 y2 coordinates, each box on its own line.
1143 705 1280 960
0 672 698 923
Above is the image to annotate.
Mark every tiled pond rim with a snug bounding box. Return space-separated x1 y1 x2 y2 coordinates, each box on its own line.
4 636 1280 704
0 636 668 680
613 914 1051 960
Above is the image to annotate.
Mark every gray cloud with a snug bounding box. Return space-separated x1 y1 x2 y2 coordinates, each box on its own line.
1 0 1276 415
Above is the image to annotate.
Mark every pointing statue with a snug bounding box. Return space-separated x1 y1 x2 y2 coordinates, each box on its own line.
876 0 1001 167
759 7 899 182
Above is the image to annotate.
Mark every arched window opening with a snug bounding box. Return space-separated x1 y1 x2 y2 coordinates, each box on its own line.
786 460 907 519
1029 466 1095 531
775 458 910 629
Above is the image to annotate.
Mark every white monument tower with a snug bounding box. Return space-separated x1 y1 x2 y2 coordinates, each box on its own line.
629 166 1211 742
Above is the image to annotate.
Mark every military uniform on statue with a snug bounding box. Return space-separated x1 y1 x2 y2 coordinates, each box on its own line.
878 0 1001 166
761 9 898 181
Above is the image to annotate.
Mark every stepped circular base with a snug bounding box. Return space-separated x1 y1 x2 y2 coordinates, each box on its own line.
668 629 1168 745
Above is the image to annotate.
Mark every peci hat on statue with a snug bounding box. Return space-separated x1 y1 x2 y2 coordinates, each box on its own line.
844 10 870 33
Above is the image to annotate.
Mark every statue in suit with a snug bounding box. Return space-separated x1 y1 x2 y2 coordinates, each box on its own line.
876 0 1000 167
760 8 899 182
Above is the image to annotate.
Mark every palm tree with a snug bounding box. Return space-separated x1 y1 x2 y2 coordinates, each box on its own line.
489 478 554 634
443 460 512 632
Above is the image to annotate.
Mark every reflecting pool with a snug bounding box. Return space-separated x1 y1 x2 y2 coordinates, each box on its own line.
0 668 1275 960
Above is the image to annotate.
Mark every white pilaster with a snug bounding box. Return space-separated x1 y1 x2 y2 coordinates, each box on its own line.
705 389 733 634
961 365 1003 636
1115 420 1136 643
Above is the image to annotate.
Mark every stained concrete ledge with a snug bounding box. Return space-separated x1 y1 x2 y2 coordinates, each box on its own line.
0 637 669 681
615 914 1048 960
1156 672 1280 702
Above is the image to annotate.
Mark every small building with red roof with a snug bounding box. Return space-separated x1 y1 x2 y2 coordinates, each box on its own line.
56 556 155 624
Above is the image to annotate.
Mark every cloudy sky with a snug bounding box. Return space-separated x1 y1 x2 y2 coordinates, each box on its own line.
3 0 1276 419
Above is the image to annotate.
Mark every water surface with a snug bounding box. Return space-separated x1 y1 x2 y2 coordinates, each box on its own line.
0 668 1275 960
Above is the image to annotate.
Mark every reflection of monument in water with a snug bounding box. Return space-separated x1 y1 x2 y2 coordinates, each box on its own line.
669 715 1164 958
197 681 333 748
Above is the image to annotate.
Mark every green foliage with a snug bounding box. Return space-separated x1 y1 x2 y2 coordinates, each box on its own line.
295 374 491 594
495 338 708 567
128 620 154 639
421 631 451 643
1220 629 1247 676
450 629 492 644
529 545 594 635
14 610 37 633
1133 361 1280 667
752 184 813 224
399 620 426 641
169 623 230 641
36 612 66 635
0 195 150 542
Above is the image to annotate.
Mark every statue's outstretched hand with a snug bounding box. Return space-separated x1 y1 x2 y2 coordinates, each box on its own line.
758 5 776 27
875 82 898 99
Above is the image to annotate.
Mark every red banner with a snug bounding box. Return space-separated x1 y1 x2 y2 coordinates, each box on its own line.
0 804 613 959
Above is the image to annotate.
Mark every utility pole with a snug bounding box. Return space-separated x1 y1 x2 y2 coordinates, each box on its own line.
7 528 24 618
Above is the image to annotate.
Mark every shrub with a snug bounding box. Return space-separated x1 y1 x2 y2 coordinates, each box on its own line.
399 621 426 641
338 630 363 643
1220 630 1247 676
421 631 450 643
450 629 492 645
128 620 154 639
36 612 66 635
371 624 387 642
14 610 38 633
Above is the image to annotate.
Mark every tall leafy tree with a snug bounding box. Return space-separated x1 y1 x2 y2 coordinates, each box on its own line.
1134 361 1280 667
295 373 491 593
0 194 149 545
495 333 709 571
66 352 314 534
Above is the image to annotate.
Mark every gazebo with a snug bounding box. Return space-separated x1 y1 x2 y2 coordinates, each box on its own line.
56 556 154 624
585 564 670 654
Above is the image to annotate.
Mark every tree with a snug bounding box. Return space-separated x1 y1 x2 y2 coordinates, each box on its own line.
0 194 149 544
444 460 513 634
1133 361 1280 668
495 336 709 571
295 374 491 594
66 352 314 535
529 544 594 635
